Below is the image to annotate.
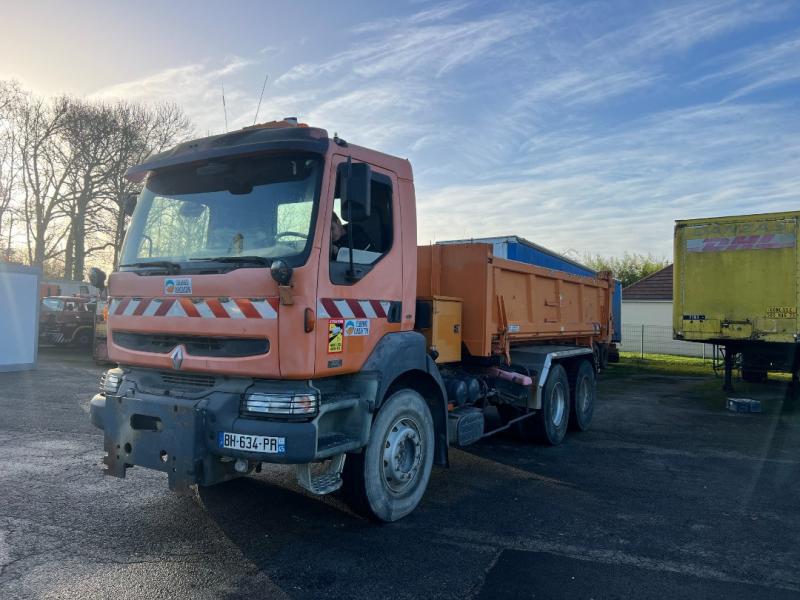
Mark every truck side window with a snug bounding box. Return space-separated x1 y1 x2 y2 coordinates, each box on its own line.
330 169 393 284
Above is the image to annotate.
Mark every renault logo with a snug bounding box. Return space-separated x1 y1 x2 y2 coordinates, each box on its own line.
170 345 184 370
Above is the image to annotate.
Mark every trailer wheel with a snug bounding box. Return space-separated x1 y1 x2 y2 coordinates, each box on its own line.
521 364 570 445
341 389 434 522
569 360 595 432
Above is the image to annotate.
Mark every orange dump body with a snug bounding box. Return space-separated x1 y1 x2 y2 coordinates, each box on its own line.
417 243 614 357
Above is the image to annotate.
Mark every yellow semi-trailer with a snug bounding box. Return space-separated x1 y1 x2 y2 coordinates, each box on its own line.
673 210 800 389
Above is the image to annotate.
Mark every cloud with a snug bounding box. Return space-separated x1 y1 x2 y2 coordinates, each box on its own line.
351 0 472 34
91 57 255 134
87 1 800 259
275 5 550 85
589 0 791 58
692 33 800 100
417 100 800 257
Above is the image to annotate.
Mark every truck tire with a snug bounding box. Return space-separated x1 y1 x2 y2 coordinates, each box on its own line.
341 389 434 522
569 360 595 432
74 329 92 347
608 344 620 363
521 364 570 445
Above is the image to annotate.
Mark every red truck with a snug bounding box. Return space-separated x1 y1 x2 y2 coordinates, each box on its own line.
40 296 95 346
89 120 613 521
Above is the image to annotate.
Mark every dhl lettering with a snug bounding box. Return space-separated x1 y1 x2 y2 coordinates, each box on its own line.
691 220 793 236
686 234 795 253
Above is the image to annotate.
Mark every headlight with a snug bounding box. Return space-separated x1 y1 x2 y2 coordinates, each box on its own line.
242 392 318 416
101 370 122 394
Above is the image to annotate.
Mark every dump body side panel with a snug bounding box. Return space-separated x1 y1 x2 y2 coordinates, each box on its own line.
673 212 800 344
417 243 612 357
440 236 622 343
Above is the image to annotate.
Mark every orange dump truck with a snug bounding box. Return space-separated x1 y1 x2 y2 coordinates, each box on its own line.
88 120 613 521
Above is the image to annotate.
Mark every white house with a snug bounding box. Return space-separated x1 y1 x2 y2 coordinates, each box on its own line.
622 264 712 358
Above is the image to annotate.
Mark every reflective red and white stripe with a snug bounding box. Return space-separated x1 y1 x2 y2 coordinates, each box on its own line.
109 297 279 319
317 298 393 319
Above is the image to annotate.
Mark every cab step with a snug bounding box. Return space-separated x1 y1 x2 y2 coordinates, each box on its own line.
295 453 346 495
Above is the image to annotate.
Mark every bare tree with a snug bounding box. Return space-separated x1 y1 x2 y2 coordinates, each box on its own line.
60 99 118 279
1 80 193 277
102 101 192 267
0 81 22 258
13 93 74 267
0 80 20 117
59 99 191 278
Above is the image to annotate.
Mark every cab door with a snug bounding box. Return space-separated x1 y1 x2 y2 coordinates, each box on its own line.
315 155 404 376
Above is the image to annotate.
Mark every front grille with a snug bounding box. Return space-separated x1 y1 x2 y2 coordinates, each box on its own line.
159 372 216 390
113 332 269 357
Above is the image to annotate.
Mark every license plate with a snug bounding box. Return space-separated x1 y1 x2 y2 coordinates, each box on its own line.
218 432 286 454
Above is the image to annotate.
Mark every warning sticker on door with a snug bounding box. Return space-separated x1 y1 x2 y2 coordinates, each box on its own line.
328 319 343 353
344 319 370 336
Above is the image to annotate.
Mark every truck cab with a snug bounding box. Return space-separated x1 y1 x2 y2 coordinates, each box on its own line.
90 120 606 522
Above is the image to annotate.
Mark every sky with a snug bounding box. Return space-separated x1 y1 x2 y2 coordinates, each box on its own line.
1 0 799 260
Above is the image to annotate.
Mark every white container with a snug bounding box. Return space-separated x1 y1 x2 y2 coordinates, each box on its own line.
0 262 41 371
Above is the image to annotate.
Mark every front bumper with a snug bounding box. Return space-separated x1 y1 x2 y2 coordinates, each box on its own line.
90 382 366 490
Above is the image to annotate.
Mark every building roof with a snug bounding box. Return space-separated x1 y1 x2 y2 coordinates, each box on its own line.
622 264 673 301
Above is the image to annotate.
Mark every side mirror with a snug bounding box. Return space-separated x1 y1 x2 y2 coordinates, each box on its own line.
88 267 107 291
123 193 138 217
270 260 293 286
342 162 371 220
271 260 294 306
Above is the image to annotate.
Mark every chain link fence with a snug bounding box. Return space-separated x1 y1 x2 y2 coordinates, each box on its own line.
621 323 715 358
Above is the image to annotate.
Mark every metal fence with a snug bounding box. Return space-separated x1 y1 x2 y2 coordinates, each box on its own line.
621 323 715 358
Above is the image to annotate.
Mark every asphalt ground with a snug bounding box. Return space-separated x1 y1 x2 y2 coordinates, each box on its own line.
1 349 799 599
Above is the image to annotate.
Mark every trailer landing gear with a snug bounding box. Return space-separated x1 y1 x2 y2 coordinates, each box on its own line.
723 346 735 392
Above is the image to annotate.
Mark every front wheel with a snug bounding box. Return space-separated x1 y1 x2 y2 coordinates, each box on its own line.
341 389 434 522
74 329 93 347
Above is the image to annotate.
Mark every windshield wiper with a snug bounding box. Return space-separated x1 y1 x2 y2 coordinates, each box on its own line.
119 260 182 272
188 256 271 266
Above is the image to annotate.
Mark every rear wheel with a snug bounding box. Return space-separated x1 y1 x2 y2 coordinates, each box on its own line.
569 360 595 432
341 389 434 522
521 364 570 445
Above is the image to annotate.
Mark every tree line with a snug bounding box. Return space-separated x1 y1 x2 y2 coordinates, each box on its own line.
581 252 669 288
0 80 193 280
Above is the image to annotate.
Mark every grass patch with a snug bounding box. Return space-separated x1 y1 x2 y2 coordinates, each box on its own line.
606 352 714 378
606 351 793 385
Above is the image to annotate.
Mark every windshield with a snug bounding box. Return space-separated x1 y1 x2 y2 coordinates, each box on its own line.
42 298 64 311
120 153 323 268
